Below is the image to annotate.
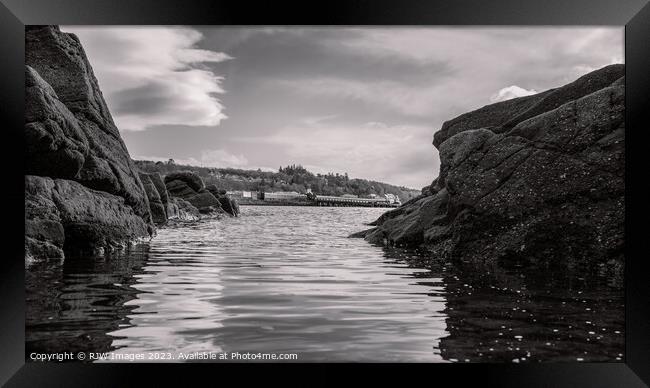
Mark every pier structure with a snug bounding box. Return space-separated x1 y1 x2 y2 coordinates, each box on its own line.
313 195 398 208
229 190 402 208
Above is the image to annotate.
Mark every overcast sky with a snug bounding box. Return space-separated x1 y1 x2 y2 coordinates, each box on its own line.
61 26 622 189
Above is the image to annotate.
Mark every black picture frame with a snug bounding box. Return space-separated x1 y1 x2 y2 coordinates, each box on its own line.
1 0 648 386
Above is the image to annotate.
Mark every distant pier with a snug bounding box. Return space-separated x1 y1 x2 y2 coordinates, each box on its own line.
231 191 401 208
313 195 398 208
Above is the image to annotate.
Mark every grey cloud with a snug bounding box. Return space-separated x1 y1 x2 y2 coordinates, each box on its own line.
72 26 622 189
111 83 178 115
201 27 454 87
63 26 230 131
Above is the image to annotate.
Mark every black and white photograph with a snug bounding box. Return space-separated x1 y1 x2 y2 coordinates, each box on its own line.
24 25 626 363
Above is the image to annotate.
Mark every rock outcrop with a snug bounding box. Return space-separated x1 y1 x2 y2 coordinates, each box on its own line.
166 198 201 221
206 184 240 217
26 26 153 222
432 65 624 148
432 90 552 149
25 26 153 260
25 25 240 261
25 175 150 261
138 173 167 225
148 172 169 206
164 171 225 215
353 65 625 268
134 171 201 222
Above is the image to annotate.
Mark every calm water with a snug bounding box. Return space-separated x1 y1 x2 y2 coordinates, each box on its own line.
26 206 624 362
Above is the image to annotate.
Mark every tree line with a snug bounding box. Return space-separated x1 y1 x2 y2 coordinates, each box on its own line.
134 160 421 201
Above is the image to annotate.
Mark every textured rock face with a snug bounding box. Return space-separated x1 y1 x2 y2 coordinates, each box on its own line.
25 175 150 260
433 64 624 149
355 65 625 267
139 173 167 225
500 64 624 130
433 91 550 149
25 26 152 223
148 172 169 205
25 66 89 179
165 179 197 199
206 184 240 217
190 192 224 214
25 25 153 260
164 171 205 193
167 198 200 221
164 171 224 214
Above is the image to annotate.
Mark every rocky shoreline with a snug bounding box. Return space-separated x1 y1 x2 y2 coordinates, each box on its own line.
25 25 624 271
25 26 238 262
352 64 625 270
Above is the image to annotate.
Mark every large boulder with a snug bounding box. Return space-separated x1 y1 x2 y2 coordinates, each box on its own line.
25 176 151 260
147 172 169 205
25 176 66 261
355 65 625 268
164 171 205 193
205 184 240 217
187 191 224 214
164 172 223 214
227 197 240 217
138 173 167 225
166 198 200 221
165 179 198 198
25 26 152 224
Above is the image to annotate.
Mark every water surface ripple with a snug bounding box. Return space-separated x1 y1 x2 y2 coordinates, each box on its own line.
26 206 624 362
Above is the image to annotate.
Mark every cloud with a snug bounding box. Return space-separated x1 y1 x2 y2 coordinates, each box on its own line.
271 27 622 120
234 120 438 188
68 26 622 189
490 85 538 103
199 149 249 167
62 26 232 131
274 77 448 118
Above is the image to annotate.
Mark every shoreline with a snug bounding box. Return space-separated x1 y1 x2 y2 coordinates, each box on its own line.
238 201 399 208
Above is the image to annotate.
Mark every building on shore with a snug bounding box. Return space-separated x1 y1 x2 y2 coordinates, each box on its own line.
384 193 400 205
263 191 304 201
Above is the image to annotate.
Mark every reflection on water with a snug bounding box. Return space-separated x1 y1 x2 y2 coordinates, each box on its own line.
432 261 623 362
26 206 624 362
25 247 148 354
